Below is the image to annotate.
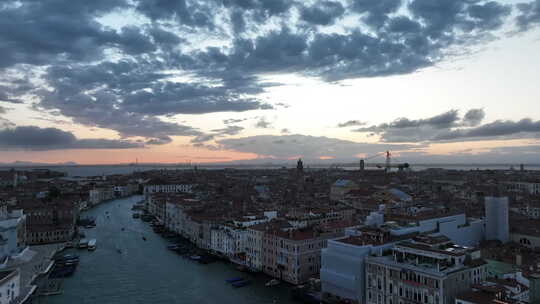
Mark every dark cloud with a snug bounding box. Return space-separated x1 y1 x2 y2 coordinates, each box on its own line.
210 125 244 136
0 0 521 149
0 126 143 150
356 110 460 135
216 134 412 160
35 60 272 140
255 117 272 129
0 0 163 68
223 118 248 124
145 137 173 145
462 108 485 126
190 125 244 144
516 0 540 31
408 0 511 39
434 119 540 141
354 110 540 143
0 90 22 104
300 1 345 26
337 120 366 128
135 0 214 28
351 0 402 28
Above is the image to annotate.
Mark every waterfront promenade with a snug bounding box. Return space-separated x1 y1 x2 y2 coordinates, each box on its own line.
40 196 296 304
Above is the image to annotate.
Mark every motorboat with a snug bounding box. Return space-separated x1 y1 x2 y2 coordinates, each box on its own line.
265 279 280 287
225 277 244 283
88 239 97 251
78 238 89 249
231 280 252 288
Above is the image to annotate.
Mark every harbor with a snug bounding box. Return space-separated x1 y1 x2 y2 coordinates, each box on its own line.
40 196 297 304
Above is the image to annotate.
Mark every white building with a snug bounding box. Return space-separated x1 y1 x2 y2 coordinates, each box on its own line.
143 183 194 195
484 196 509 243
210 224 246 258
0 204 26 261
365 236 487 304
0 269 20 304
321 228 413 303
502 181 540 195
321 212 486 303
388 213 485 247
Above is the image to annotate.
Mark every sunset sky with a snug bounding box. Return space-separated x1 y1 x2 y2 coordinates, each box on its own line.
1 0 540 165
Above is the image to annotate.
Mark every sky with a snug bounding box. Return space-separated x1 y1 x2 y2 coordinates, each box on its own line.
0 0 540 165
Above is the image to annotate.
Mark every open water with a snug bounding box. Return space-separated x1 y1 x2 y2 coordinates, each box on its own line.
41 196 295 304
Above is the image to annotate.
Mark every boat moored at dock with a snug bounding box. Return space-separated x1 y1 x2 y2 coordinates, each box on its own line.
78 238 89 249
88 239 97 251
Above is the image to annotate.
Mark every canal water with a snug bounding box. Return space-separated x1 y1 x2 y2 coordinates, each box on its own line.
42 196 297 304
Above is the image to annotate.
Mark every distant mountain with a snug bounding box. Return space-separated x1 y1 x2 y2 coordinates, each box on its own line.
0 161 79 167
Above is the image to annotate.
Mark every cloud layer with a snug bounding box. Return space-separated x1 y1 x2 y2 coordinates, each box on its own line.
0 126 142 150
0 0 537 153
353 109 540 143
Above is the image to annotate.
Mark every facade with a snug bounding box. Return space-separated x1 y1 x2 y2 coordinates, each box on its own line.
210 224 246 259
365 236 487 304
263 227 344 285
484 196 509 243
19 198 78 245
0 269 20 304
88 187 115 206
387 213 485 247
321 228 416 303
143 183 194 196
0 204 26 261
246 226 266 271
502 181 540 195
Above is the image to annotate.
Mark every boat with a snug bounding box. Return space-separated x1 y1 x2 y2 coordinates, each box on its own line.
189 255 201 261
88 239 97 251
225 277 244 283
231 280 252 288
167 245 179 251
85 225 95 229
78 238 89 249
265 279 280 287
65 241 74 248
142 236 147 241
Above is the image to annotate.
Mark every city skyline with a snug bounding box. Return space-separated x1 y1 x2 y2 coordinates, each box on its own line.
1 0 540 164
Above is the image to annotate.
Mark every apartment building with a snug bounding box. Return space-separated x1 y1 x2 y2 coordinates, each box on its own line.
365 235 487 304
263 226 344 285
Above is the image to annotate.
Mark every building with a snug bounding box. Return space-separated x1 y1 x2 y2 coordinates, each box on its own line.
143 181 194 196
455 279 529 304
88 187 115 206
0 269 20 304
263 226 344 285
210 224 246 259
18 198 78 245
385 212 485 247
484 196 509 243
0 203 26 261
321 227 417 303
365 235 487 304
502 181 540 195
